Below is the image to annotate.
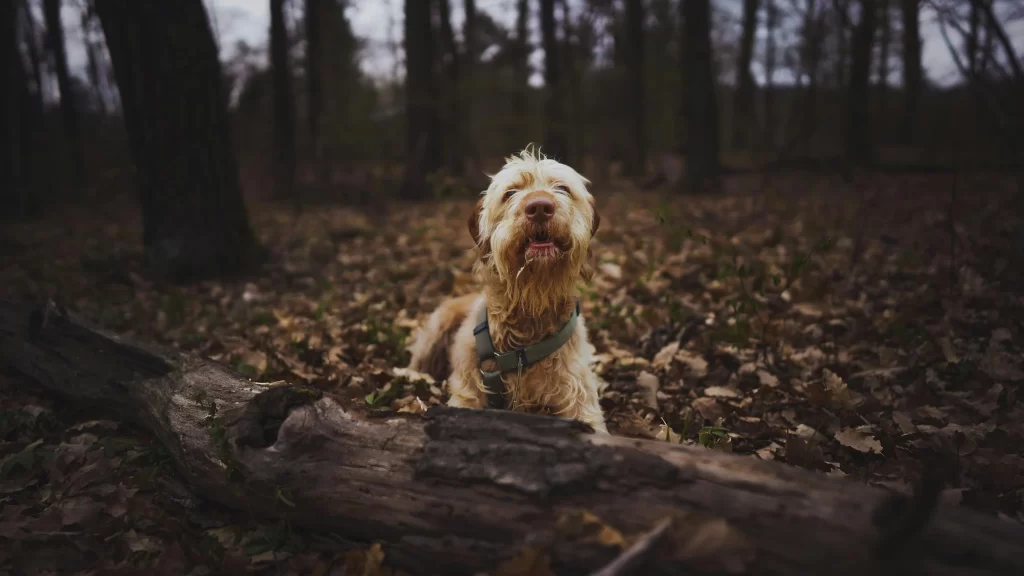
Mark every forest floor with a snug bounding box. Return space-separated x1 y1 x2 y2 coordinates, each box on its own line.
1 173 1023 575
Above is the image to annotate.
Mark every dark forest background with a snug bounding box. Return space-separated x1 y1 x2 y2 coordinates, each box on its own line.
2 0 1023 279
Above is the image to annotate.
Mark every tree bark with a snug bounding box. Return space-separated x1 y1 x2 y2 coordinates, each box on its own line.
541 0 569 163
877 0 890 133
270 0 298 209
680 0 721 194
1 0 28 221
900 0 921 144
625 0 647 177
305 0 324 187
846 0 877 168
2 298 1024 576
401 0 442 200
462 0 479 170
94 0 262 283
437 0 464 176
514 0 530 148
763 0 778 152
731 0 760 151
43 0 85 193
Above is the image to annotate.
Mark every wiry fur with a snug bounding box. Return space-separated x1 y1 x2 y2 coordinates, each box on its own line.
407 147 607 432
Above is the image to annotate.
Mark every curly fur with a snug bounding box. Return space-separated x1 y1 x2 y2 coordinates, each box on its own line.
407 147 607 432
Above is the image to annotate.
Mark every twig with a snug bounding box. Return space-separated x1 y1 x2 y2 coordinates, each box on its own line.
589 517 673 576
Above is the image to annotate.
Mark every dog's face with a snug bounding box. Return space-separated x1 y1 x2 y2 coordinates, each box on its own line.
469 149 599 305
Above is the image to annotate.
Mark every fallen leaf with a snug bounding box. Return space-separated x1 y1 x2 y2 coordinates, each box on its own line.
58 496 104 526
756 369 779 387
835 426 883 454
703 386 740 399
495 546 553 576
691 397 725 423
891 411 917 434
823 369 854 409
652 342 679 368
636 371 660 409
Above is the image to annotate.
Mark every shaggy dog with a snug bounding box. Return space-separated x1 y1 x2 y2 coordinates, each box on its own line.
406 148 608 433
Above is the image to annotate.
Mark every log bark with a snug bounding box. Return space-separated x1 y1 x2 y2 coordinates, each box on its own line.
1 298 1023 576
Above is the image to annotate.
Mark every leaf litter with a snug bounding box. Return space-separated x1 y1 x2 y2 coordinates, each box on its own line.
1 175 1023 572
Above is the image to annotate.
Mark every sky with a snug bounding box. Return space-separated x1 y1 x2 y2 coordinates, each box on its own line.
53 0 1024 91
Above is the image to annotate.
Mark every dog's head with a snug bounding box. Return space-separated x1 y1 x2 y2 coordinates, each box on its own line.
468 147 599 310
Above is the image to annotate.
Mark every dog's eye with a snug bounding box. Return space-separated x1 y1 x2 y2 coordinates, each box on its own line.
503 189 518 201
553 184 569 194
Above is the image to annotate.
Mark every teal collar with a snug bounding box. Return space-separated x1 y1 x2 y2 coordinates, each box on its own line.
472 300 581 409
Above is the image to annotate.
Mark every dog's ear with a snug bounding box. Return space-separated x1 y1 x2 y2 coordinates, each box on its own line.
468 196 485 245
589 198 601 236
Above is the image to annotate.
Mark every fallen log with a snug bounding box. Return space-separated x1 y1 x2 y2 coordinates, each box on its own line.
1 298 1022 575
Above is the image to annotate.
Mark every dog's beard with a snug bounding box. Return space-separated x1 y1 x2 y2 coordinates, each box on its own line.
480 218 587 317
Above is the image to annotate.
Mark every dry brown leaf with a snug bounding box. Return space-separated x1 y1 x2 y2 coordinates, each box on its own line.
823 369 854 409
652 341 679 368
636 371 660 409
691 397 724 422
495 546 554 576
675 517 755 574
703 386 740 399
835 426 882 454
555 510 626 548
891 411 917 434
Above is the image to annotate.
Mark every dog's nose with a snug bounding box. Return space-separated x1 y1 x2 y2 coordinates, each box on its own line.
525 197 555 223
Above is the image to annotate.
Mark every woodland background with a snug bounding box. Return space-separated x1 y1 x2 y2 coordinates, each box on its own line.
1 0 1023 574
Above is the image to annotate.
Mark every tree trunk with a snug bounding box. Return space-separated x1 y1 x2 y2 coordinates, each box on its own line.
763 0 778 152
270 0 298 209
625 0 647 177
514 0 530 148
846 0 876 169
43 0 85 193
731 0 760 151
81 5 111 116
680 0 720 194
462 0 480 172
1 0 28 221
305 0 324 187
3 298 1024 576
540 0 569 163
437 0 464 176
401 0 442 200
900 0 921 144
94 0 262 283
877 0 890 136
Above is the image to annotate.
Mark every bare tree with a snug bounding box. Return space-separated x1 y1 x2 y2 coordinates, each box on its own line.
847 0 877 168
437 0 464 175
763 0 778 151
680 0 720 193
514 0 530 145
305 0 323 185
463 0 478 167
401 0 442 199
732 0 760 151
43 0 85 193
94 0 262 281
900 0 921 144
270 0 297 208
623 0 646 176
877 0 890 127
541 0 569 162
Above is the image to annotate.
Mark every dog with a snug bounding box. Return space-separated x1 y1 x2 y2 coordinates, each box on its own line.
406 147 608 433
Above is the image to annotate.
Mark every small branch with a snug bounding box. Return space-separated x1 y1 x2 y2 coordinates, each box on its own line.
589 518 673 576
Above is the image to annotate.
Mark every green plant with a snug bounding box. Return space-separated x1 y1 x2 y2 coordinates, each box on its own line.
698 425 729 449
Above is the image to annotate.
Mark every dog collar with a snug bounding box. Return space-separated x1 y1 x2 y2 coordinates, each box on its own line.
472 300 581 410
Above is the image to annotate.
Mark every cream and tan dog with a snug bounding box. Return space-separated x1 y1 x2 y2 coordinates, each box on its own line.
406 147 608 432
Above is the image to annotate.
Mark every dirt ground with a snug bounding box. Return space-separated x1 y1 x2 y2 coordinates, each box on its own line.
1 173 1022 575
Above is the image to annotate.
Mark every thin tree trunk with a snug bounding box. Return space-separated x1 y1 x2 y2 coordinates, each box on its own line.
1 0 27 221
437 0 464 176
4 298 1024 576
900 0 921 144
877 0 890 138
305 0 324 187
966 0 980 76
94 0 262 282
847 0 877 168
81 6 110 116
680 0 720 194
763 0 778 152
463 0 480 172
560 0 583 166
731 0 760 151
401 0 442 199
514 0 529 148
541 0 569 163
43 0 85 193
270 0 298 209
625 0 647 176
